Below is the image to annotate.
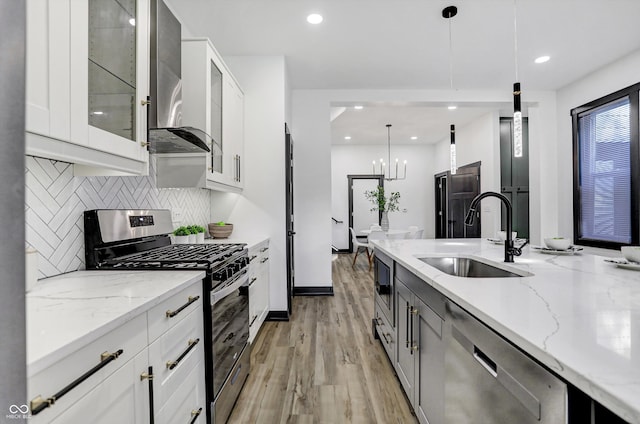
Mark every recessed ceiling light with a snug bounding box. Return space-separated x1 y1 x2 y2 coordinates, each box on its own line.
129 18 136 26
411 136 418 140
344 136 351 140
354 105 363 110
307 14 323 24
448 105 457 110
92 111 104 115
534 55 550 64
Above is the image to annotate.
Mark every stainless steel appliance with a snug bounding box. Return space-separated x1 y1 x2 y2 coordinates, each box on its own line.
374 250 394 324
84 209 250 424
445 300 567 423
148 0 212 155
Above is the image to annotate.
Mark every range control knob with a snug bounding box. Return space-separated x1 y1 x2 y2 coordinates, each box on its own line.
212 268 228 281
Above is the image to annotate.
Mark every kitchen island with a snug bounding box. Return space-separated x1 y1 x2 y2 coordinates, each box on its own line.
372 238 640 423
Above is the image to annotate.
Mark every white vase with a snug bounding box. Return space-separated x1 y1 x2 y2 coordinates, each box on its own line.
188 234 196 244
381 211 389 231
174 235 190 244
196 232 205 243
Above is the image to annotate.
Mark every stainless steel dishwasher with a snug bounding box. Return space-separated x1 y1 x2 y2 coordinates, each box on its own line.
445 301 567 423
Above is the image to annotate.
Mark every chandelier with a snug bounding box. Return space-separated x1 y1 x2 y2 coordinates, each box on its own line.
372 124 407 181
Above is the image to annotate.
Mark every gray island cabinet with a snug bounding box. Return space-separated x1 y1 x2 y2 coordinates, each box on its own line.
371 239 634 424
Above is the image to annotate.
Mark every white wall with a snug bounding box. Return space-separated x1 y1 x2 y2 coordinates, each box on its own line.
556 48 640 239
292 88 557 289
212 56 289 312
433 112 502 238
331 144 436 249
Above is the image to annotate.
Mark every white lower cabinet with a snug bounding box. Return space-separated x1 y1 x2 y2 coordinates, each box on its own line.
248 240 270 343
148 307 205 418
48 349 150 424
28 313 148 423
28 281 206 423
155 358 206 424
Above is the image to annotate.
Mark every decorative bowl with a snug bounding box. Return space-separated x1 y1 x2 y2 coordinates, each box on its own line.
544 237 571 251
208 223 234 239
621 246 640 263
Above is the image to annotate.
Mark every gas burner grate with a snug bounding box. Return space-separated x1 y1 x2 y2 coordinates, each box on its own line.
103 243 246 269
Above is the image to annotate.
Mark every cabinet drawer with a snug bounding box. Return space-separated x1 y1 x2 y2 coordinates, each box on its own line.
374 304 395 364
28 313 147 422
149 308 204 411
156 358 206 424
41 349 150 424
148 282 203 343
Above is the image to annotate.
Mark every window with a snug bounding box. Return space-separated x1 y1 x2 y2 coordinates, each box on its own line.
572 83 640 249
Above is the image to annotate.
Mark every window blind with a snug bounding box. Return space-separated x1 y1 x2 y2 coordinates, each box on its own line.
578 97 631 244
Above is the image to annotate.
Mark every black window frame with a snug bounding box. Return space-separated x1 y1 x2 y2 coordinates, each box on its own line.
571 82 640 250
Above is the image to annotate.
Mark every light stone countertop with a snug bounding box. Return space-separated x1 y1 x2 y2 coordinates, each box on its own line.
372 238 640 424
202 235 269 250
26 270 205 377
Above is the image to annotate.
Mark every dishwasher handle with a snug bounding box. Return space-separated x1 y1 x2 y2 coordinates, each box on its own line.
473 346 497 377
451 325 542 420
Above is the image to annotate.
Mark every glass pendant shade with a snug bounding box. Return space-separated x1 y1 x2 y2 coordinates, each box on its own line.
513 82 523 157
450 124 457 175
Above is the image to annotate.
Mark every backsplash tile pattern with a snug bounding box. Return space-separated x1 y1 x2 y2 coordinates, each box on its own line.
25 156 211 278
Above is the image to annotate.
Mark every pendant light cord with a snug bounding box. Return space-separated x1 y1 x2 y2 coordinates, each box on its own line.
448 10 454 89
513 0 519 81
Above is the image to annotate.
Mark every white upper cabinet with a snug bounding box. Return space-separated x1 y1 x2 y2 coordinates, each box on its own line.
182 38 244 192
25 0 150 175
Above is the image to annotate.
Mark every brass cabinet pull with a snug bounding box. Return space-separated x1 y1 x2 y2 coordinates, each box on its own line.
375 317 383 325
260 247 269 252
249 314 258 327
260 257 269 263
190 407 203 423
140 141 149 147
166 339 200 370
411 344 419 352
249 255 258 262
30 349 124 416
166 295 200 318
248 277 257 287
140 371 154 381
141 99 151 106
382 332 391 344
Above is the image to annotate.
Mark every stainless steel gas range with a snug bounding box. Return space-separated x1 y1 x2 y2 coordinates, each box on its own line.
84 209 250 424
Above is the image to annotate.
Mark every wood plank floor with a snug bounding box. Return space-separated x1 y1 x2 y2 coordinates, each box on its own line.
228 253 417 424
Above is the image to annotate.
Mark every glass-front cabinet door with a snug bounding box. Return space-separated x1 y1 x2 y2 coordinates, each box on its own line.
88 0 137 141
69 0 149 171
210 58 223 175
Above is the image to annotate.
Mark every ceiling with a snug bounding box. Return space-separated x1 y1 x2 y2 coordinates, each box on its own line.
168 0 640 144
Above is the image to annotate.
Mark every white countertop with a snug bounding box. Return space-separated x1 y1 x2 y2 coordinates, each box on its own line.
372 238 640 423
203 235 269 249
26 270 205 377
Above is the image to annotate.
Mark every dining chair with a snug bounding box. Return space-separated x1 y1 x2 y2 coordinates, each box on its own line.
367 229 388 270
370 224 382 231
406 226 423 239
350 227 371 268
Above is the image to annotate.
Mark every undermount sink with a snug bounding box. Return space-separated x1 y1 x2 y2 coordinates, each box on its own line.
418 256 531 278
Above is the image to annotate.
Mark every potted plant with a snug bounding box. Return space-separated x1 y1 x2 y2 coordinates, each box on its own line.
194 225 206 243
364 186 401 231
186 225 198 243
208 221 234 239
173 226 191 244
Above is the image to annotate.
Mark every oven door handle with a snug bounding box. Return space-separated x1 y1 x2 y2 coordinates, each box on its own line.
211 271 249 305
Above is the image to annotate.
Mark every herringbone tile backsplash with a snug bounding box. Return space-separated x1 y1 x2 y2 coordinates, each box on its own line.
25 156 211 278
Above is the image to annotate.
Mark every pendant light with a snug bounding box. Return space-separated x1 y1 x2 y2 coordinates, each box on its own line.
512 0 523 157
372 124 407 180
450 124 457 175
443 6 458 174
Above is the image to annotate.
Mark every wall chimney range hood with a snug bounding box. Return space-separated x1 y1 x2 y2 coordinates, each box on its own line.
148 0 211 155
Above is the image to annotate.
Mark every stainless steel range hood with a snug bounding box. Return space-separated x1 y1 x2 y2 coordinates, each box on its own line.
149 0 211 154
